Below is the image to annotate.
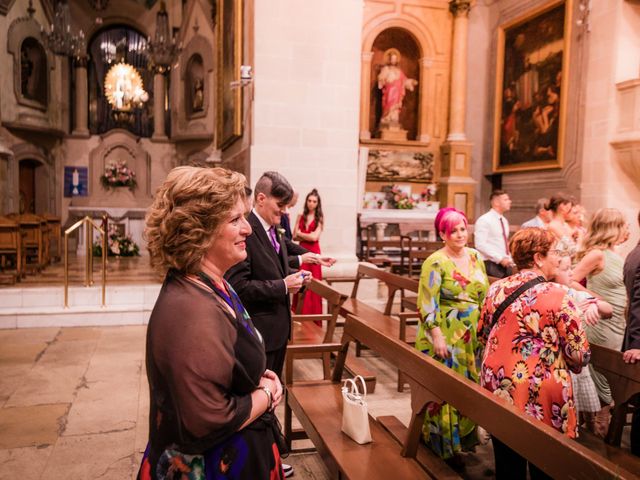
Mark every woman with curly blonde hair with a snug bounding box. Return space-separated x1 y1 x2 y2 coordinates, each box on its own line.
138 166 287 480
571 207 630 436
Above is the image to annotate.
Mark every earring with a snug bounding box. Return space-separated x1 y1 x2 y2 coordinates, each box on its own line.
536 263 542 268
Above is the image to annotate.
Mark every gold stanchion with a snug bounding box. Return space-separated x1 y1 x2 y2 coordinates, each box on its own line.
63 217 108 308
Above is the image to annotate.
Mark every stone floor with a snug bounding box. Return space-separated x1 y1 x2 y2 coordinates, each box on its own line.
0 322 500 480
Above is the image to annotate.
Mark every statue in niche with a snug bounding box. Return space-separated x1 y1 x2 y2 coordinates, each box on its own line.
20 38 47 104
192 77 204 112
377 49 417 140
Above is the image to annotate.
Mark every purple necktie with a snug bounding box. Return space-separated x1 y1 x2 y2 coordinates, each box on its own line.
268 226 280 254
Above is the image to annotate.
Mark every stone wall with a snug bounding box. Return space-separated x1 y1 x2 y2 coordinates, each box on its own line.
251 0 363 272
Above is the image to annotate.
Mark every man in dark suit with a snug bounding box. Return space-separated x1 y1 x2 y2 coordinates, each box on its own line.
623 210 640 456
226 171 335 379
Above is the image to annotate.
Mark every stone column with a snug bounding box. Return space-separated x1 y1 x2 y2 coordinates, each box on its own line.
359 52 373 140
152 68 167 140
72 56 89 136
439 0 476 219
447 0 470 141
417 57 433 143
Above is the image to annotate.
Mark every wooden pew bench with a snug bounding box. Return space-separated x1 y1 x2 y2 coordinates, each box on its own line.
285 314 640 480
339 263 421 391
576 343 640 473
284 314 461 480
289 278 377 391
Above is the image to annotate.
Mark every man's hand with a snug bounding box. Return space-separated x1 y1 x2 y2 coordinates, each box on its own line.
284 271 306 294
301 252 337 267
623 348 640 364
499 257 515 269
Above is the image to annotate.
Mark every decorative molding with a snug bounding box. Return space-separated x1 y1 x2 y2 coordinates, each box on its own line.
449 0 471 17
0 0 17 16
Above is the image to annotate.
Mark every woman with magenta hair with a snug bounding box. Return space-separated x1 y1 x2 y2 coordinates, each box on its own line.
415 207 489 464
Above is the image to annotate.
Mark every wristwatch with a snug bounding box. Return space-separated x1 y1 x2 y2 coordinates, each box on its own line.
259 386 273 410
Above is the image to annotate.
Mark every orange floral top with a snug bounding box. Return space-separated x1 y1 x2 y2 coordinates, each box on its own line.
477 271 591 438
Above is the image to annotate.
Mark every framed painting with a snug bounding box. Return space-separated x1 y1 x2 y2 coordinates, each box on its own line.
216 0 243 150
492 0 572 172
63 167 88 197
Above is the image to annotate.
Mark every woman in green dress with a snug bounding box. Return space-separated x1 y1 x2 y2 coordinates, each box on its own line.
416 207 489 461
571 207 629 436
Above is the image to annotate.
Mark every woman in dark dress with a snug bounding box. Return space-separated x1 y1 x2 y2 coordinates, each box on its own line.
138 166 285 480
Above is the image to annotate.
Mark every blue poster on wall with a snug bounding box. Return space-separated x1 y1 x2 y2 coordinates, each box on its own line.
63 167 88 197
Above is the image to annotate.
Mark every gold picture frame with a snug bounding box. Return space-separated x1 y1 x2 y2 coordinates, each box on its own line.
216 0 243 150
492 0 573 173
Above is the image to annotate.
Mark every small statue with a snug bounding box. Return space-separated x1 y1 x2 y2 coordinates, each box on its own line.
192 77 204 112
377 49 418 134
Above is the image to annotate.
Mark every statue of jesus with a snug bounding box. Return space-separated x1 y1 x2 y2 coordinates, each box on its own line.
377 49 418 131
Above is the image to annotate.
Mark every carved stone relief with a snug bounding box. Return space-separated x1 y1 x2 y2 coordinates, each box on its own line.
75 130 152 208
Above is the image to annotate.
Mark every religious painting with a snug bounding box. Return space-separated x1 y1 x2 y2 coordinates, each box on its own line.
366 149 434 183
216 0 243 150
492 0 572 172
63 167 88 197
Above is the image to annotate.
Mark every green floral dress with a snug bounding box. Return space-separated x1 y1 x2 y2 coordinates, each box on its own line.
415 248 489 459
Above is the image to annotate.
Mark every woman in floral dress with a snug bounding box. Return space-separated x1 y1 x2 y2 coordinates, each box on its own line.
478 227 590 479
415 207 489 461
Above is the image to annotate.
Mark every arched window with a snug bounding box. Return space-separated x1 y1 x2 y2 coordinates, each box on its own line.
88 26 154 137
20 37 48 106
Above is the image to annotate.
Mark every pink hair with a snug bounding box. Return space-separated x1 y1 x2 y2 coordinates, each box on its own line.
434 207 468 239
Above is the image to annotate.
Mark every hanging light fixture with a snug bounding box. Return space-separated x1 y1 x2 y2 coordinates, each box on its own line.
41 1 85 57
147 1 179 73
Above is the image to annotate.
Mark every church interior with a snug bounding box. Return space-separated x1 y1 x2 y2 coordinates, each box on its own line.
0 0 639 478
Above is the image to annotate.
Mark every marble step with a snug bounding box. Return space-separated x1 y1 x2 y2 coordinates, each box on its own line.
0 284 161 329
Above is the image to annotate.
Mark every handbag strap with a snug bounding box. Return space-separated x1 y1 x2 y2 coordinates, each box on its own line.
342 375 367 398
491 276 546 328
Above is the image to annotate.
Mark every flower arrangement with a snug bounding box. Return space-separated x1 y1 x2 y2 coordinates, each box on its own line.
100 160 137 191
382 185 416 210
420 183 438 201
93 226 140 257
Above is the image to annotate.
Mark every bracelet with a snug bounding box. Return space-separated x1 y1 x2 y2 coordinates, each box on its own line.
259 386 273 411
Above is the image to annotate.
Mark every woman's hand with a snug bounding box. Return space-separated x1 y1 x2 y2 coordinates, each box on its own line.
580 301 600 327
261 370 283 410
430 328 450 359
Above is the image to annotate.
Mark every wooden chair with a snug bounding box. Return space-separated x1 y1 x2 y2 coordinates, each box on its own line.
0 216 23 283
7 213 46 273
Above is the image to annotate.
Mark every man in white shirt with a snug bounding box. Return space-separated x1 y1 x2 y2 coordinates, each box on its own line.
521 198 551 228
474 190 515 278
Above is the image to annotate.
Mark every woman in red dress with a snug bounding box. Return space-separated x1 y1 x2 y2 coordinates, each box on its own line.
292 189 324 314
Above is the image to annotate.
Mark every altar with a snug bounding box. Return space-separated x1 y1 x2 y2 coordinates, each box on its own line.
67 206 147 256
359 205 438 240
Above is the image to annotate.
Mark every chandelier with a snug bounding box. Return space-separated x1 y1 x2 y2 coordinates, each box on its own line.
104 62 149 124
147 2 179 72
41 1 85 57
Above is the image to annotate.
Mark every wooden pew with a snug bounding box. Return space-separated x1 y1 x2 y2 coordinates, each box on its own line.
588 343 640 448
285 314 640 480
7 213 46 273
289 279 348 380
284 314 461 480
340 263 421 391
0 216 24 283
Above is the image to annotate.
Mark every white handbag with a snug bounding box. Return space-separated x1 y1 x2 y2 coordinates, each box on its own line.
341 375 372 444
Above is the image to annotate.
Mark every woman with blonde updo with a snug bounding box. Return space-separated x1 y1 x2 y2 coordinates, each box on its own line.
138 166 286 479
571 208 630 436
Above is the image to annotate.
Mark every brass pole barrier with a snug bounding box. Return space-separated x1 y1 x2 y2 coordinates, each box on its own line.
63 217 107 308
